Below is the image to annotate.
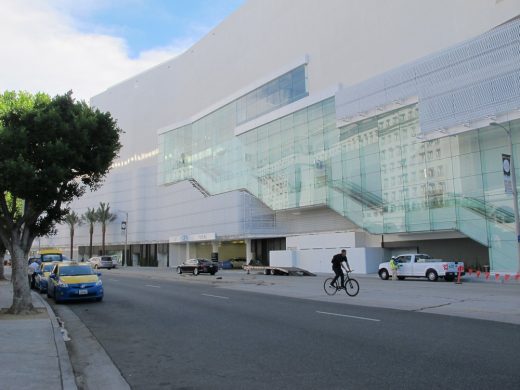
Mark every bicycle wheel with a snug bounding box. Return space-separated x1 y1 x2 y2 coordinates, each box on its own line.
324 278 338 296
344 278 359 297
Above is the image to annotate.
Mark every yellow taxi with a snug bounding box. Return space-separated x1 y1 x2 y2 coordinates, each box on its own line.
47 261 103 303
34 262 58 294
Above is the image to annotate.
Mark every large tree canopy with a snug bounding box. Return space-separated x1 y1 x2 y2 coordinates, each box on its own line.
0 90 122 313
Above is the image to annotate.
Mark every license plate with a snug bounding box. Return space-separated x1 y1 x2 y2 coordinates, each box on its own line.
78 289 88 295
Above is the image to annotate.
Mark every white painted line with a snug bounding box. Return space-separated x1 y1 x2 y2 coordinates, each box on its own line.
316 311 381 322
202 293 229 300
107 279 119 282
144 284 161 288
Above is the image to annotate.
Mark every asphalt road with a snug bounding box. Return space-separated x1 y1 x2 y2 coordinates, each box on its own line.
62 274 520 390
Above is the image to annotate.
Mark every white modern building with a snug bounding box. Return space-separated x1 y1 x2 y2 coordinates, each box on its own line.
40 0 520 273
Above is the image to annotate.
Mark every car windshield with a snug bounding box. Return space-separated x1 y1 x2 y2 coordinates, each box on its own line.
43 264 54 272
42 254 62 262
59 266 94 276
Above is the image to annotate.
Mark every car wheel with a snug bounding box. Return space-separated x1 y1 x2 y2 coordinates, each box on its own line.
379 269 389 280
193 268 199 276
177 267 182 274
94 264 98 269
426 269 438 282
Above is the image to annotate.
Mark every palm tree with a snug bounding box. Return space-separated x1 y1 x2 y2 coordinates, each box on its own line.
97 202 116 255
82 208 98 258
64 211 83 259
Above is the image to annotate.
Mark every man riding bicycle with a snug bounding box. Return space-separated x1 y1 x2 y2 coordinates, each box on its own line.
330 249 351 288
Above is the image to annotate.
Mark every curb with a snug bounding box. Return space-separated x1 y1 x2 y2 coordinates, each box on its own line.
32 291 78 390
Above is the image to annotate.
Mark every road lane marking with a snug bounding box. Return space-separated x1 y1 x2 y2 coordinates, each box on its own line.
144 284 161 288
107 279 119 282
202 293 229 300
316 311 381 322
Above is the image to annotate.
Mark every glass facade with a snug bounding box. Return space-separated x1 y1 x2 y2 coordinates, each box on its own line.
158 85 520 272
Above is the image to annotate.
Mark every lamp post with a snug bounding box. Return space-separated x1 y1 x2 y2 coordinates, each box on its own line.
117 210 128 267
490 121 520 273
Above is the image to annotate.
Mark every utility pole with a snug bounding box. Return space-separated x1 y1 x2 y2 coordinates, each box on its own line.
118 210 128 267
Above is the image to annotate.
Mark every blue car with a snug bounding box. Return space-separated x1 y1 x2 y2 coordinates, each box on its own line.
47 262 103 303
34 263 56 293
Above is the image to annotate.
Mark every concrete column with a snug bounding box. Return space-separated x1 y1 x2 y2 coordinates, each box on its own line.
245 239 252 264
186 242 191 260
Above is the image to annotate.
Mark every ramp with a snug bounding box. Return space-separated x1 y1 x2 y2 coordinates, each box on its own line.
243 265 316 276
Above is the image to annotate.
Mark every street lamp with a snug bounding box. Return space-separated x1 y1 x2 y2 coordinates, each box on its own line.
116 210 128 267
490 121 520 273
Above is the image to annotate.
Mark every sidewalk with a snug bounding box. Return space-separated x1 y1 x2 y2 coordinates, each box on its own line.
107 266 520 325
0 275 77 390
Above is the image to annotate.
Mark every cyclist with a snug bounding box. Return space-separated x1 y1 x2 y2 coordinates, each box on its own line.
330 249 351 289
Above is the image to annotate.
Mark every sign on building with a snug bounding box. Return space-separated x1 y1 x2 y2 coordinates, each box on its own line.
503 154 512 194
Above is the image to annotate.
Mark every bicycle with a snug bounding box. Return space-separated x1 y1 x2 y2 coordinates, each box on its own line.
324 270 359 297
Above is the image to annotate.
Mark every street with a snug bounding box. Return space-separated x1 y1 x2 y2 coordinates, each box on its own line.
49 272 520 390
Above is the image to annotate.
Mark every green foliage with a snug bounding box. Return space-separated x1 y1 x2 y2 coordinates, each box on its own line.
97 202 116 225
82 207 98 227
0 90 122 246
64 211 82 230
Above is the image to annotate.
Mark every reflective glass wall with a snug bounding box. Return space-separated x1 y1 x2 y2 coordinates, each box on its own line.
158 89 520 271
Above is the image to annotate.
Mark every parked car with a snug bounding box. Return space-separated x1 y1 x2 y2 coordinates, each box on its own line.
88 256 116 269
177 258 218 275
47 261 103 303
38 249 65 263
35 262 57 293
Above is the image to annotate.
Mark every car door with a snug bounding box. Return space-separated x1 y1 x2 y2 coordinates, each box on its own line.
183 259 195 272
396 255 413 276
48 264 59 297
412 255 428 276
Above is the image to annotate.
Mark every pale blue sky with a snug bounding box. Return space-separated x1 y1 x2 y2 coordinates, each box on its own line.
56 0 246 57
1 0 246 99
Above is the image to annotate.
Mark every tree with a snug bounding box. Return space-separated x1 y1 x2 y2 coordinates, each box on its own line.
82 207 98 259
0 91 122 314
97 202 116 255
64 211 82 259
0 240 6 280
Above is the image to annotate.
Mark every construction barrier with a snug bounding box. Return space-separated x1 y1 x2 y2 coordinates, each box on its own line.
465 268 520 283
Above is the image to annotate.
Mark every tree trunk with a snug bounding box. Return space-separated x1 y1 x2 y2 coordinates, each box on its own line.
0 248 5 280
8 240 35 314
89 226 93 258
70 227 74 259
102 224 106 255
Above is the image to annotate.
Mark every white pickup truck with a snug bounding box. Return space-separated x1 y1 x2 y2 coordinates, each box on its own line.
378 253 464 282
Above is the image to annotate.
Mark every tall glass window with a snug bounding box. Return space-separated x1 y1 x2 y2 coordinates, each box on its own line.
235 65 308 125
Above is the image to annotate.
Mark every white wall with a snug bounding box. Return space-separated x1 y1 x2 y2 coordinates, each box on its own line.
92 0 519 162
271 247 386 274
286 231 369 250
41 0 520 252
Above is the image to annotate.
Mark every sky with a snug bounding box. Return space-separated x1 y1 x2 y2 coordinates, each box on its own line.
0 0 245 101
